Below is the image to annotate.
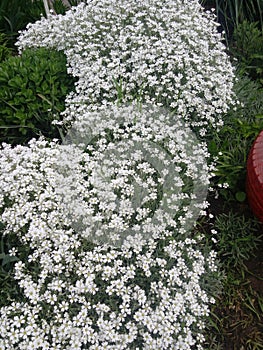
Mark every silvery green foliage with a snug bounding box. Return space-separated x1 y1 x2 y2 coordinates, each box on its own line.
17 0 236 135
0 106 216 349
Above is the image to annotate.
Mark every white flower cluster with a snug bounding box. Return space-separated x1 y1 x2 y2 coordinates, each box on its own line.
0 0 235 347
61 104 211 247
0 137 216 350
17 0 236 134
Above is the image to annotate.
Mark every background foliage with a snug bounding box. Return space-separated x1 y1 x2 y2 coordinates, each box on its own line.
0 0 44 49
200 0 263 39
0 47 76 144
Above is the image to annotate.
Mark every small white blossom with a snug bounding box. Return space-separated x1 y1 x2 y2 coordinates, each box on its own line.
17 0 236 135
0 0 230 348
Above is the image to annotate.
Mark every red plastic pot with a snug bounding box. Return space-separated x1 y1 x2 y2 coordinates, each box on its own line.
246 130 263 222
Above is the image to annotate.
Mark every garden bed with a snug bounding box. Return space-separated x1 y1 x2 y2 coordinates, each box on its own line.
0 0 263 349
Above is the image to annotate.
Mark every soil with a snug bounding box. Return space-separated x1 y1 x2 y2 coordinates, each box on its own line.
246 240 263 295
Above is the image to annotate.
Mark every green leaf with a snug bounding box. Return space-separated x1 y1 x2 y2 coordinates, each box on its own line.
0 47 76 144
235 191 246 202
2 254 19 266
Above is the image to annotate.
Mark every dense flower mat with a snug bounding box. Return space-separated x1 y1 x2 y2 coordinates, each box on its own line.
0 0 236 349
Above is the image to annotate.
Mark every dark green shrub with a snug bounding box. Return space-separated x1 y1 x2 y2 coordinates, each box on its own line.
0 47 76 144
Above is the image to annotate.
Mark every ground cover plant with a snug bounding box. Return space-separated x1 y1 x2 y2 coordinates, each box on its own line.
16 0 236 136
0 132 217 349
0 0 262 349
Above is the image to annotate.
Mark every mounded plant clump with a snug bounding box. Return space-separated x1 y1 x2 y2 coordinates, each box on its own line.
17 0 237 136
0 130 217 349
0 1 237 349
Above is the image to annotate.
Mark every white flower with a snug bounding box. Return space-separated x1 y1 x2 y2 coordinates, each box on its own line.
0 0 226 347
17 0 236 135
